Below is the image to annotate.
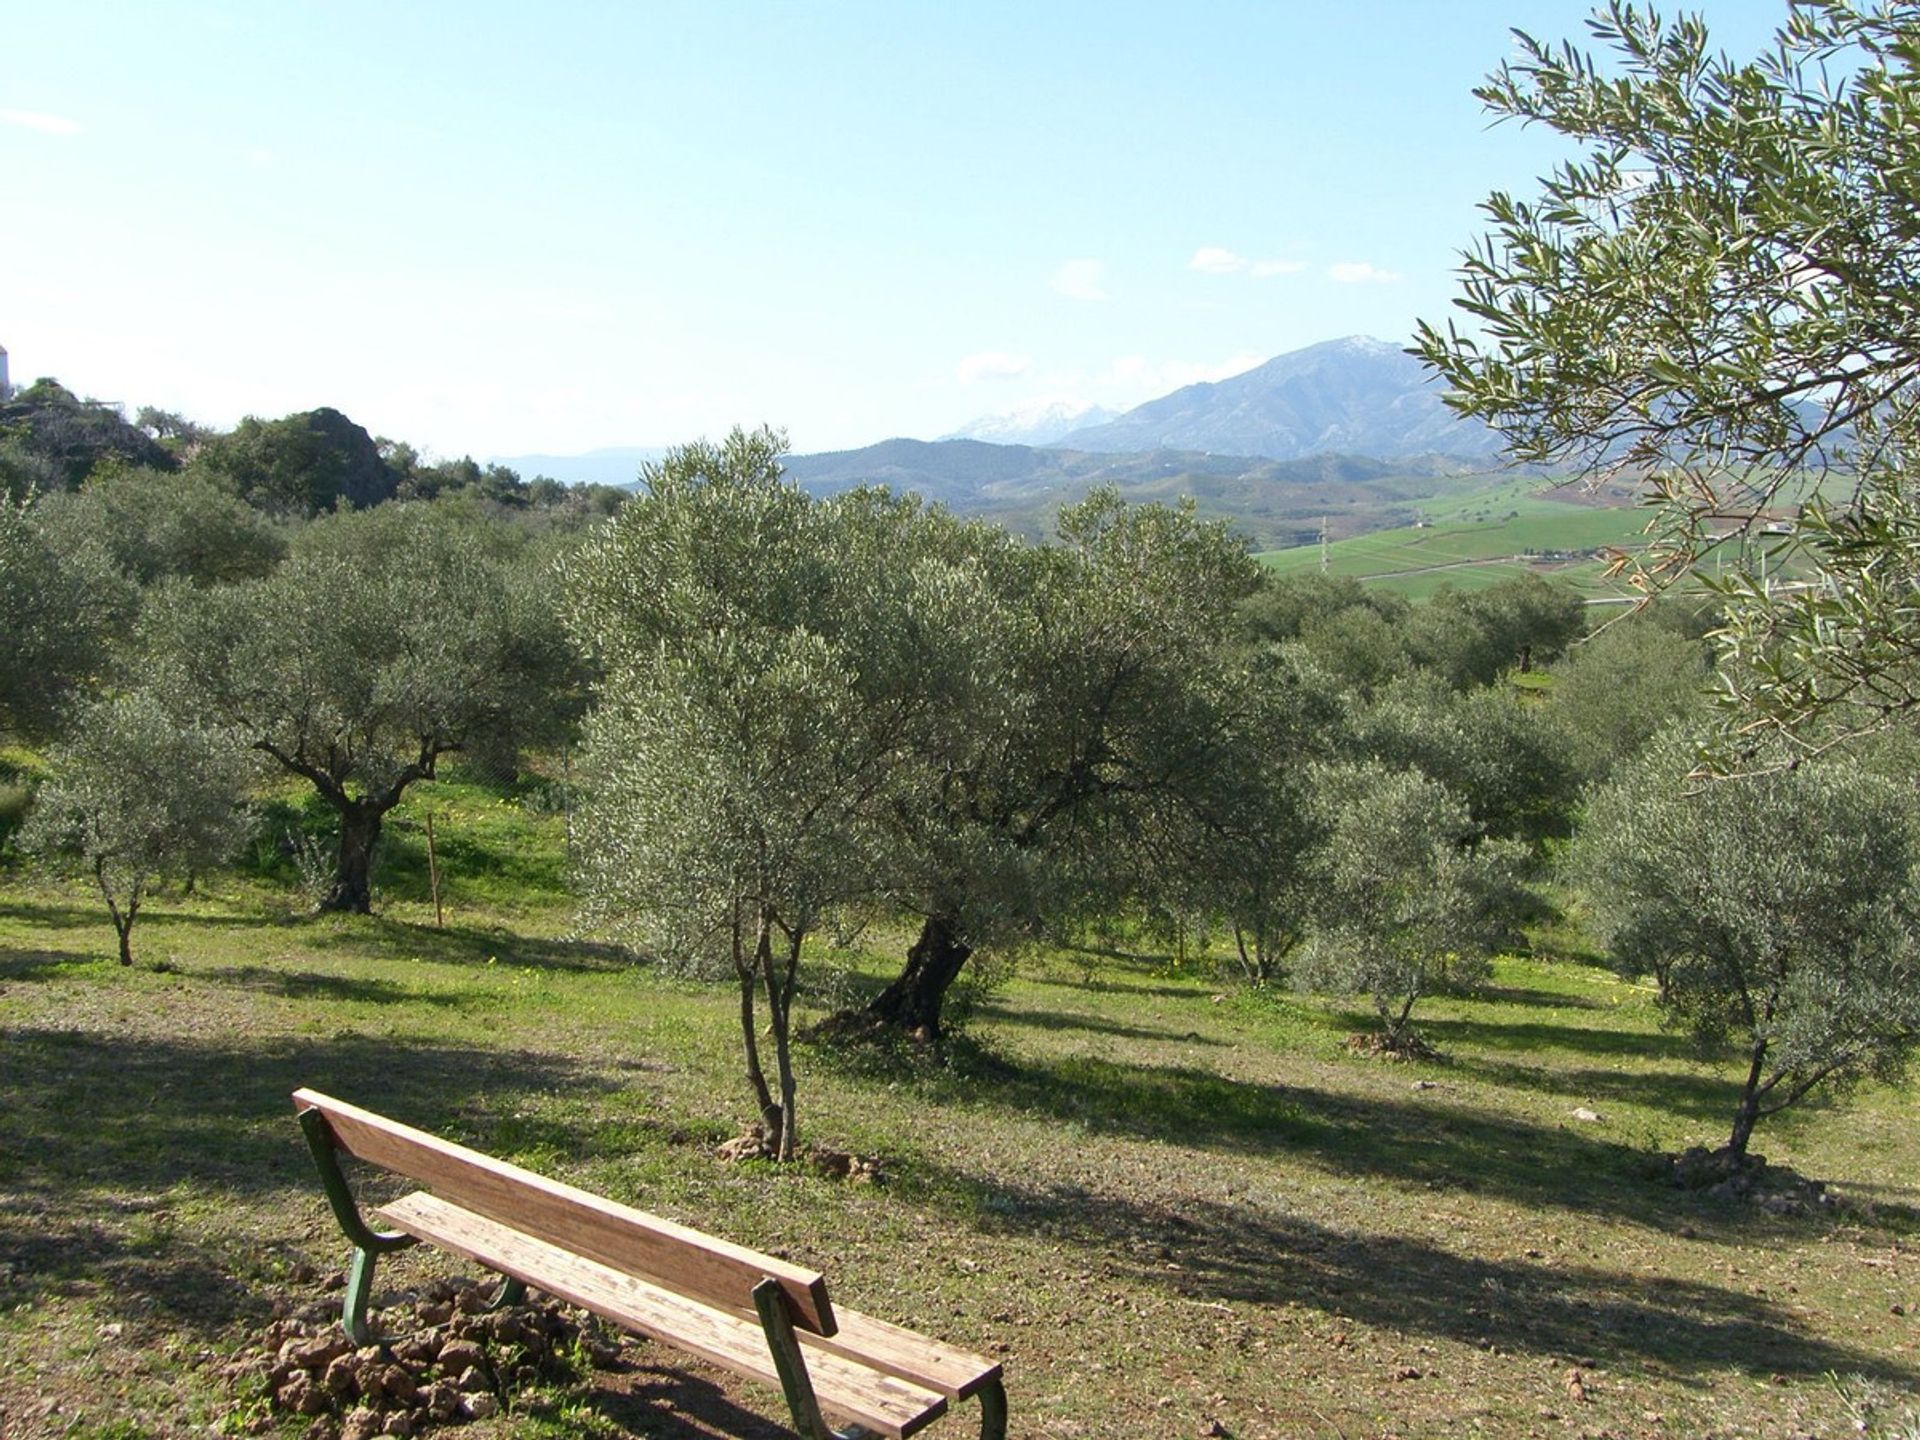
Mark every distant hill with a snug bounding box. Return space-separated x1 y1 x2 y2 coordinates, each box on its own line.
780 437 1494 548
490 446 667 487
942 398 1119 446
1058 335 1502 462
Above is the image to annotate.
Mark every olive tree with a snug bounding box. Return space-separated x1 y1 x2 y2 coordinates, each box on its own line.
1577 734 1920 1160
849 490 1269 1039
565 429 979 1153
1416 0 1920 760
0 492 132 740
21 691 252 965
1293 761 1529 1053
148 502 566 912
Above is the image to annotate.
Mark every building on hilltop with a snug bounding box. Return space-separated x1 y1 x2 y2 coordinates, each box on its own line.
0 341 9 399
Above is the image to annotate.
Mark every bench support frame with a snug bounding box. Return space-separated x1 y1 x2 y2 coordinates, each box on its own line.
752 1278 1005 1440
300 1107 525 1345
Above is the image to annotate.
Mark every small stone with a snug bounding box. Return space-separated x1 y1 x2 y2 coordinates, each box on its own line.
1892 1303 1907 1317
437 1338 485 1373
1394 1366 1423 1381
461 1393 500 1420
275 1371 331 1417
1570 1106 1602 1123
379 1364 418 1406
321 1354 359 1400
380 1413 415 1438
391 1335 437 1367
456 1365 491 1394
416 1302 452 1327
340 1409 382 1440
422 1380 461 1419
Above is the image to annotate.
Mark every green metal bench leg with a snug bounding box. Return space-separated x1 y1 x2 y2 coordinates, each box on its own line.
976 1376 1008 1440
485 1276 528 1310
299 1106 417 1347
754 1277 861 1440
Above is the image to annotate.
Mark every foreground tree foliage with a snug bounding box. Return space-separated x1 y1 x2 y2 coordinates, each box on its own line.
1578 734 1920 1159
1417 0 1920 760
21 691 252 965
149 503 567 912
1293 760 1530 1053
0 493 132 741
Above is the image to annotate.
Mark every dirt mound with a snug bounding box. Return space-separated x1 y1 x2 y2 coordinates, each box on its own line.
219 1275 624 1437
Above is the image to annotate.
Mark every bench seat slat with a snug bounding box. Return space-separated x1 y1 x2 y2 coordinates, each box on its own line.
377 1191 948 1440
817 1309 1001 1402
293 1088 833 1335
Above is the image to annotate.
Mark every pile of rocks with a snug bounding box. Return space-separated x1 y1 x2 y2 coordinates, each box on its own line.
1667 1145 1837 1214
224 1276 623 1438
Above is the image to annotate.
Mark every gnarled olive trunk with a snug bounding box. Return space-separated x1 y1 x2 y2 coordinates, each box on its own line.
317 800 389 914
1727 1040 1769 1159
862 910 973 1041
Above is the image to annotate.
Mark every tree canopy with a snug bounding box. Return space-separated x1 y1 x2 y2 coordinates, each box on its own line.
148 502 569 911
1417 0 1920 761
1578 733 1920 1158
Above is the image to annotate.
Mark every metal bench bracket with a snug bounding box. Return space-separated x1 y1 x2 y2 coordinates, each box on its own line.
299 1106 419 1346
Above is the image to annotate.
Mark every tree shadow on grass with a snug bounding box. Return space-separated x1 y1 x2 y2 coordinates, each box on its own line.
570 1356 801 1439
1416 1012 1696 1063
0 1025 625 1332
196 963 474 1009
0 942 96 981
1451 1055 1742 1124
1478 983 1615 1012
0 898 283 933
928 1047 1754 1227
296 915 634 974
955 1175 1918 1386
978 1003 1229 1046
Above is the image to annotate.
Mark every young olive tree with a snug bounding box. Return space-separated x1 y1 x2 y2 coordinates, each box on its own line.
1577 735 1920 1160
1416 1 1920 760
22 691 252 965
147 502 566 912
1294 761 1529 1054
566 429 975 1153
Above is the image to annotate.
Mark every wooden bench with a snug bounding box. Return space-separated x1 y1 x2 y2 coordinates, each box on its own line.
293 1089 1007 1440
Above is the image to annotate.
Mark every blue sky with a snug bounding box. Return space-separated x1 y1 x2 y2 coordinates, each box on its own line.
2 2 1780 460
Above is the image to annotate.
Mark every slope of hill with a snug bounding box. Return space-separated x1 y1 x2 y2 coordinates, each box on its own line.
780 438 1499 546
1058 335 1501 462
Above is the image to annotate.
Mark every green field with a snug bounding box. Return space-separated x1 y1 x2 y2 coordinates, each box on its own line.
1257 480 1655 599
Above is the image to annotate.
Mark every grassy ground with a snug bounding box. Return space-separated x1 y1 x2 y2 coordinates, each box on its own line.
3 801 1918 1439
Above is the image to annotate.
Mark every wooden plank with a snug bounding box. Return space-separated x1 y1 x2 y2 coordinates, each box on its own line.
819 1308 1002 1402
377 1192 947 1440
292 1088 835 1335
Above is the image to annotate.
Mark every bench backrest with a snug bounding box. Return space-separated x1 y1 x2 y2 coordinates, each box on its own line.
292 1088 837 1336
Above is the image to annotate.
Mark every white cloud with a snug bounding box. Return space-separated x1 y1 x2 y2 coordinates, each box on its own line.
0 108 82 136
1192 247 1305 279
1328 261 1403 284
955 350 1033 384
1052 258 1107 301
1190 246 1246 275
